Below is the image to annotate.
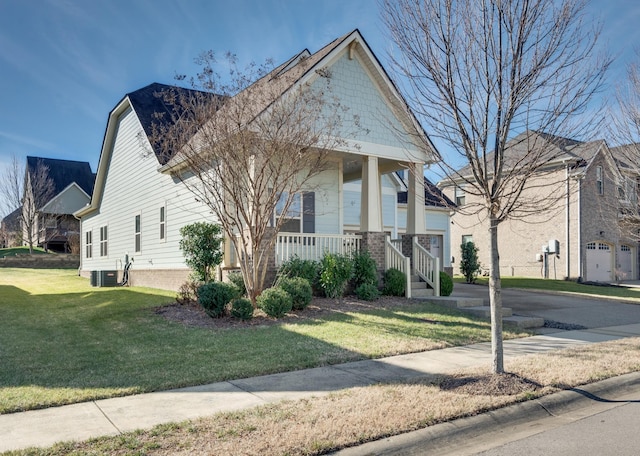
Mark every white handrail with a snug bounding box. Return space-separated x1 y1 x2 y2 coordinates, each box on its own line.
275 233 362 266
413 237 440 296
385 235 412 298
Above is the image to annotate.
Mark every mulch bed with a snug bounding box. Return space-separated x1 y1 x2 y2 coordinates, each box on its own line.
154 296 413 329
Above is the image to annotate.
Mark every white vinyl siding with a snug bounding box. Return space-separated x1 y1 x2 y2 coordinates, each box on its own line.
80 106 215 271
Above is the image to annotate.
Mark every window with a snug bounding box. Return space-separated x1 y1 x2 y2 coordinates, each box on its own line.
159 206 166 241
462 235 473 245
276 192 301 232
621 245 631 252
274 192 315 233
134 214 141 253
85 231 92 258
455 186 466 206
100 226 108 257
596 166 604 195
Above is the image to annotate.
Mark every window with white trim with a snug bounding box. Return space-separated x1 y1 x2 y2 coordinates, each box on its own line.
134 214 141 253
274 192 315 233
454 186 466 206
462 234 473 245
85 230 92 258
159 206 166 241
99 225 108 257
596 166 604 195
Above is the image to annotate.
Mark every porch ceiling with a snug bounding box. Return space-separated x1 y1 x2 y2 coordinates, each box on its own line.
341 154 408 182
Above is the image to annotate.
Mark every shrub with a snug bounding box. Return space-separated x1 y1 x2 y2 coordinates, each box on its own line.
440 271 454 296
278 276 312 310
257 287 293 318
176 280 200 305
383 268 406 297
197 282 239 318
460 241 481 283
319 253 353 300
351 250 378 288
179 222 224 283
277 256 319 290
231 298 254 321
227 271 247 297
355 283 380 301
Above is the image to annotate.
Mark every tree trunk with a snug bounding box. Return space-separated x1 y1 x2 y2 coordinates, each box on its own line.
489 216 504 374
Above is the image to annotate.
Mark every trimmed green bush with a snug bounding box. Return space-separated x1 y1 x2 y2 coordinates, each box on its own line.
179 222 224 283
383 268 406 297
355 283 380 301
277 256 319 286
351 250 378 288
278 276 312 310
231 298 254 320
319 253 353 299
460 241 481 283
227 271 247 297
197 282 239 318
440 271 454 296
257 287 293 318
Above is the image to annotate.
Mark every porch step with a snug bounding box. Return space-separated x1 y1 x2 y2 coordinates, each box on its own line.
410 277 434 298
503 315 545 329
424 296 485 309
411 287 434 298
463 306 513 318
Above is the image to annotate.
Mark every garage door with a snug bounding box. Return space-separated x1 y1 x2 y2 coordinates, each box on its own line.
617 244 634 280
586 242 612 282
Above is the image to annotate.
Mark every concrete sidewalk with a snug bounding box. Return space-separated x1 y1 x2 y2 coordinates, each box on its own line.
2 323 640 453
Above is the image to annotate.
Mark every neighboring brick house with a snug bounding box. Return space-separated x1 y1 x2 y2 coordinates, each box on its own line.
23 157 95 253
0 207 22 248
439 131 638 282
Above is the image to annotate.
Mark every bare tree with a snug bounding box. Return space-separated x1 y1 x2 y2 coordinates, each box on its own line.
12 156 55 253
0 154 23 220
152 52 357 305
610 58 640 242
382 0 610 373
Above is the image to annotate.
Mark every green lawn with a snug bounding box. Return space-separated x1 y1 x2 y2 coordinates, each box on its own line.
456 276 640 301
0 246 48 258
0 269 529 415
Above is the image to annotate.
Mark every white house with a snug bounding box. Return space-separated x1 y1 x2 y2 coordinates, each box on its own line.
75 30 449 293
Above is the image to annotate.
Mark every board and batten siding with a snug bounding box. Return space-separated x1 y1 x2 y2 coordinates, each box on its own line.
397 206 451 268
81 106 213 274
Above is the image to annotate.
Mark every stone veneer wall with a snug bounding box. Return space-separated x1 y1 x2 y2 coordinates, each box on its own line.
0 254 80 269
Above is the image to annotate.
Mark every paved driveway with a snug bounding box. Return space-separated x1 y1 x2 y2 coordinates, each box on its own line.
452 283 640 329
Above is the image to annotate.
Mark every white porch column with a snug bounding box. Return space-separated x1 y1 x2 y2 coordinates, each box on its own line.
406 162 426 234
360 156 383 232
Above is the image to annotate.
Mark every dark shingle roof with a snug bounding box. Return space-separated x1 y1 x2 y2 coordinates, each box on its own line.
127 82 222 165
26 156 94 196
397 175 455 208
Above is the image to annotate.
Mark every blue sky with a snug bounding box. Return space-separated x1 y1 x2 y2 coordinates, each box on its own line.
0 0 638 204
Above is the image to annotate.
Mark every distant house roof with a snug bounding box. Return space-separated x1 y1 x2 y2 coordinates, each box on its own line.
449 130 605 179
397 175 455 209
1 206 21 231
26 156 94 196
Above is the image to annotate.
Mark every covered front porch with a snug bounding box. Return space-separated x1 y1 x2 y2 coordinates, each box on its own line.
225 154 442 297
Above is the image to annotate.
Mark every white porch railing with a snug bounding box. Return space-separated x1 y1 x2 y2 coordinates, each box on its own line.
275 233 362 266
385 235 412 298
413 236 440 297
